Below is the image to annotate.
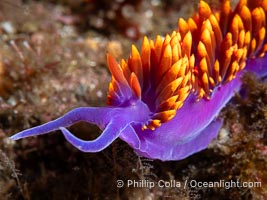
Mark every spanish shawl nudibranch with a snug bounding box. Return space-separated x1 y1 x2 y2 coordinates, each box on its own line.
11 0 267 160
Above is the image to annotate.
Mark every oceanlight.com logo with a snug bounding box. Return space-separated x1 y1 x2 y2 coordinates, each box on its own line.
116 179 262 190
188 179 261 190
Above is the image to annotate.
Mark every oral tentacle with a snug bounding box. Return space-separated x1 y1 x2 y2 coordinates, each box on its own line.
10 107 114 140
59 119 131 152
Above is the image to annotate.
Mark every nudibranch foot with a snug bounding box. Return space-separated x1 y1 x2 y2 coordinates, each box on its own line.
135 118 223 161
170 118 223 160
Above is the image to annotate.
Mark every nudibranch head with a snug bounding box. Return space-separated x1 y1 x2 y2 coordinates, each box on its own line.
10 0 267 161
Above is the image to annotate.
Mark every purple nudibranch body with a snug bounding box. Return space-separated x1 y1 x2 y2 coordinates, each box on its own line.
11 0 267 160
10 56 267 160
